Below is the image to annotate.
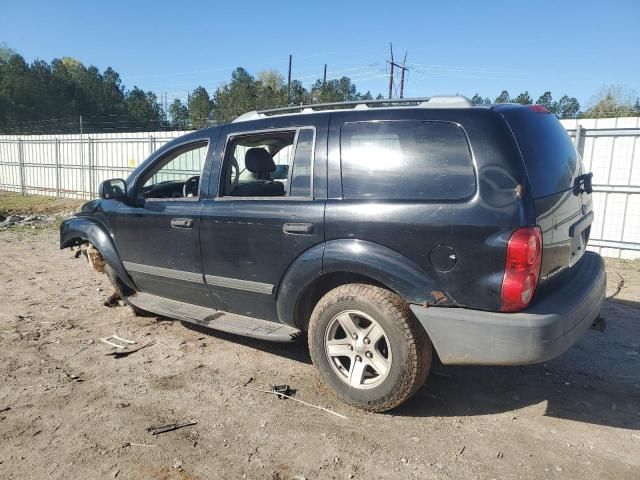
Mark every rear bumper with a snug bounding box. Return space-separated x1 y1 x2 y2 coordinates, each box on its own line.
411 252 606 365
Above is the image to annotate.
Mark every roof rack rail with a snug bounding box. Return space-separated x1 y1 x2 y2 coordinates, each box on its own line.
232 95 473 123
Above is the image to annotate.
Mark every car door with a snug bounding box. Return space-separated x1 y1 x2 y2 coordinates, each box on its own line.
200 116 328 321
113 133 217 306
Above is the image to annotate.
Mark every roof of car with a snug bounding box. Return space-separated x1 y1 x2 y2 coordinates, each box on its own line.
231 96 504 123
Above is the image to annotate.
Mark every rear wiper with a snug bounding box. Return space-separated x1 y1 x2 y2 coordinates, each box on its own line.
573 172 593 196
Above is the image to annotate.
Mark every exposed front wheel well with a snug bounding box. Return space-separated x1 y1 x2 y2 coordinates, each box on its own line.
294 272 391 331
61 235 89 249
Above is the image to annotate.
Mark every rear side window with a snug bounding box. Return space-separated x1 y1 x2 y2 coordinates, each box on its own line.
340 121 475 200
501 107 579 198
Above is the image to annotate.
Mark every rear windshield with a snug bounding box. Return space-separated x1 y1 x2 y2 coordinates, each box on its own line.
501 107 579 199
340 120 476 201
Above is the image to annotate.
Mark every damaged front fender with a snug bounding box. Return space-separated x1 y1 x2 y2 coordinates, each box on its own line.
60 216 136 291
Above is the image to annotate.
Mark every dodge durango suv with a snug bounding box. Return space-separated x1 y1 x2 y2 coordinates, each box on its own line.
60 96 606 412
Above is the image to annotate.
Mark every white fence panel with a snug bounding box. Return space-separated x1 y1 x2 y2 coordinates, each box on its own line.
1 121 639 259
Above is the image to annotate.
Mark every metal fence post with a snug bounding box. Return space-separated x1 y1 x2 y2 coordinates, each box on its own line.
149 135 156 156
80 135 86 199
17 138 25 195
574 124 585 158
55 138 61 197
88 137 94 197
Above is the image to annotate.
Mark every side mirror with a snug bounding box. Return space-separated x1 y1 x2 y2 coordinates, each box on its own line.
99 178 127 200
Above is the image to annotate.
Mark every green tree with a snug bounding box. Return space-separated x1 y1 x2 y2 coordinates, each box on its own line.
0 42 16 62
580 85 638 118
495 90 511 103
288 79 308 105
256 69 287 109
169 99 189 129
513 91 532 105
471 93 484 105
535 91 558 114
556 95 580 119
188 86 213 129
125 87 162 130
310 76 361 103
212 68 259 124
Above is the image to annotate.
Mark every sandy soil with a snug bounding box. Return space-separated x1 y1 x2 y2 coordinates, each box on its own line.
0 228 638 480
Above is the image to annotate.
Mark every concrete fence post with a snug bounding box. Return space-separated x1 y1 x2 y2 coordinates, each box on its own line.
55 138 61 197
17 138 25 195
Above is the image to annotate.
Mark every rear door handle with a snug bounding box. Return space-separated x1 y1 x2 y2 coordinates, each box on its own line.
283 222 314 235
171 218 194 228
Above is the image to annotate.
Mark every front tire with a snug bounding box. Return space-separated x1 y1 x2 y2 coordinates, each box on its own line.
104 264 151 316
308 284 432 412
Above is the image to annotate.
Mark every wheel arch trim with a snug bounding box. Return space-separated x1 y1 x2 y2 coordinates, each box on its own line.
276 239 445 328
59 216 136 291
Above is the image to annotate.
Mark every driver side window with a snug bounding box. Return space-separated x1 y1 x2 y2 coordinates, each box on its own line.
142 141 208 199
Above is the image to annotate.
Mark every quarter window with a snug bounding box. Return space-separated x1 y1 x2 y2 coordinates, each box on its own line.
340 121 475 200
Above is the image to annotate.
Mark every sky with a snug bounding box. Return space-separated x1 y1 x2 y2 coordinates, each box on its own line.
1 0 639 108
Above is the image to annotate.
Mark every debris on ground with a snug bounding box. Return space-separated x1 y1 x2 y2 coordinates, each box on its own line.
106 341 155 359
241 385 348 420
121 442 156 449
147 421 198 435
103 292 122 308
607 272 625 299
100 335 136 349
0 213 72 229
272 384 296 399
243 376 254 387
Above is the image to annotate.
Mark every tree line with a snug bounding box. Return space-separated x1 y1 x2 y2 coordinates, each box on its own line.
1 43 638 134
471 88 640 119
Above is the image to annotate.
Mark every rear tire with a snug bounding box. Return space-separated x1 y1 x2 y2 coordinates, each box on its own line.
308 284 432 412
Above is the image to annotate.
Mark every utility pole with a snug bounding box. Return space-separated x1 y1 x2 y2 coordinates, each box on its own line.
387 43 394 99
387 44 409 99
287 54 292 104
399 51 408 99
323 64 327 88
164 92 168 128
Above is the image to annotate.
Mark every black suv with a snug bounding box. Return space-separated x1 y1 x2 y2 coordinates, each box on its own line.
60 96 606 412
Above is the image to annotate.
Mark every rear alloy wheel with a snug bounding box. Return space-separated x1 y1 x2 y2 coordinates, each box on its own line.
324 310 392 389
308 284 432 412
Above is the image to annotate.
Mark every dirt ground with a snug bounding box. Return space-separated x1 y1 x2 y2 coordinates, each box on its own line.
0 228 638 480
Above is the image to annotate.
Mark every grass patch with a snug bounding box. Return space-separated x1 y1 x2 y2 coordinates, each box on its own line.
0 191 84 217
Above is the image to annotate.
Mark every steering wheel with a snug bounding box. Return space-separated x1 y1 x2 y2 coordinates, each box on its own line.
183 175 200 197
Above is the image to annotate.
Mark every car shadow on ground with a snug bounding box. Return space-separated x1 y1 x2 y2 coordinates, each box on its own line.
396 297 640 430
176 297 638 430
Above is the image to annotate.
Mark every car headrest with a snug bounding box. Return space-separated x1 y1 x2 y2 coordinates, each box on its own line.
245 148 276 173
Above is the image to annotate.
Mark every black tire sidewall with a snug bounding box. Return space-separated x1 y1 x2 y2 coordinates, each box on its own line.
309 292 414 406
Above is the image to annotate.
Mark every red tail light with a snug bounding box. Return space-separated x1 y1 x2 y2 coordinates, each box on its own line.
501 226 542 312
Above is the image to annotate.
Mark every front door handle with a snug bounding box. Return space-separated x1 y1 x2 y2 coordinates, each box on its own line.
171 218 194 228
283 222 314 235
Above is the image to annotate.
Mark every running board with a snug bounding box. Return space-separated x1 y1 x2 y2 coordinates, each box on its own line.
127 292 300 342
